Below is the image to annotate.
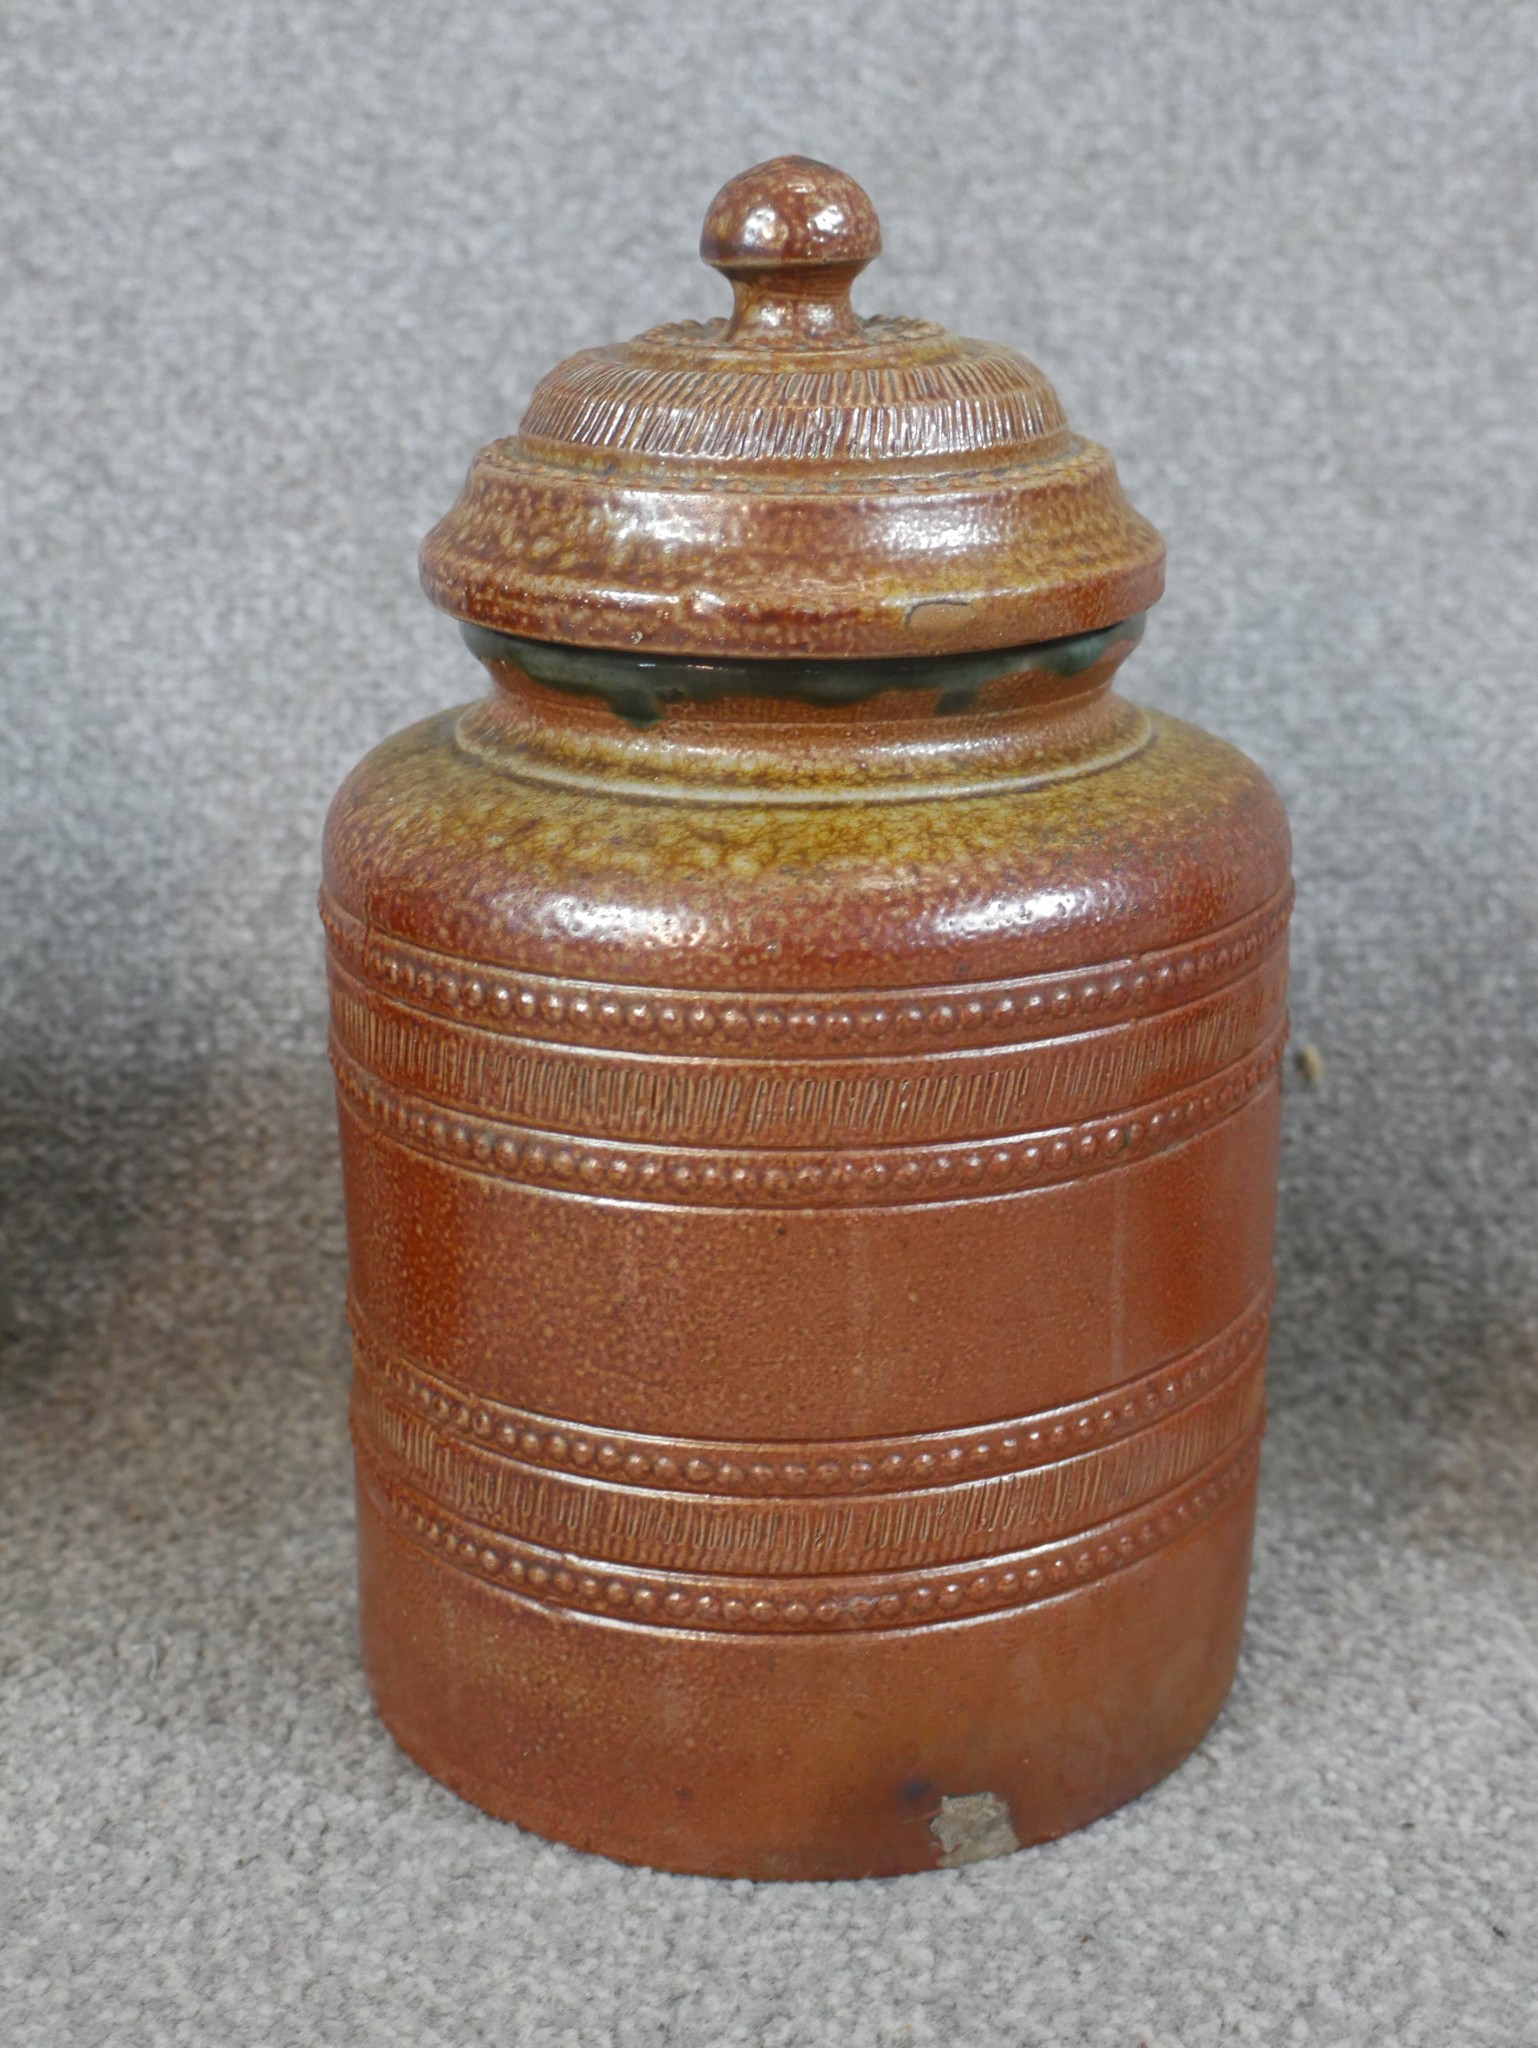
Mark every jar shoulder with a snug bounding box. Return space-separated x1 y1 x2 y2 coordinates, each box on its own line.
322 701 1290 988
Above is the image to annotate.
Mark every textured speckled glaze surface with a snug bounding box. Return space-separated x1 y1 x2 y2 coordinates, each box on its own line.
420 156 1163 658
324 159 1290 1879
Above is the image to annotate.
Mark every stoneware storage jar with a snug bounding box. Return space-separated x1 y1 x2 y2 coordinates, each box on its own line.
322 157 1292 1880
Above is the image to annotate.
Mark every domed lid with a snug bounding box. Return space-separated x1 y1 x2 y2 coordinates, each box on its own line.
420 157 1163 660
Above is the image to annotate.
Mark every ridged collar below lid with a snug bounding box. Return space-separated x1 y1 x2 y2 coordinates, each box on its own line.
420 157 1163 660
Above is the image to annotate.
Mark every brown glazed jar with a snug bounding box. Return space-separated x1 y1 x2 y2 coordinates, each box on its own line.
322 158 1291 1879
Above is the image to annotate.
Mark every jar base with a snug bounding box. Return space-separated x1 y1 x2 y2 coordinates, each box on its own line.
357 1465 1256 1881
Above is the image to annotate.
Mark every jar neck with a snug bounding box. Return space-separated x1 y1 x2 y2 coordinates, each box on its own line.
453 617 1150 807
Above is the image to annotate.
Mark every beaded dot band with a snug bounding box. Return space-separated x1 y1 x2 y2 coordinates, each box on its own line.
319 881 1292 1060
356 1368 1263 1578
331 1019 1286 1210
347 1282 1272 1500
326 957 1285 1156
357 1425 1263 1636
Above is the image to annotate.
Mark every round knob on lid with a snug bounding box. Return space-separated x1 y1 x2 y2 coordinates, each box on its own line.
700 156 881 345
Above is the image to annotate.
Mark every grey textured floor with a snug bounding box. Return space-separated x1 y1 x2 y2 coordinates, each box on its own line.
3 3 1537 2042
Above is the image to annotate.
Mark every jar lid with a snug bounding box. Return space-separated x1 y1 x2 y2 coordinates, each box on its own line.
420 157 1163 660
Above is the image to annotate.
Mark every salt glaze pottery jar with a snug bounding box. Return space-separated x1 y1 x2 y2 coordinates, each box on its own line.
322 158 1292 1880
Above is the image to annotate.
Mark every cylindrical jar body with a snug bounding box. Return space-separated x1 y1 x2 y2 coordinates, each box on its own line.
322 634 1290 1879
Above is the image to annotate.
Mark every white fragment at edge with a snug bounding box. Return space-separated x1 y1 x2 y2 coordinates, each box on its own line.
931 1791 1021 1867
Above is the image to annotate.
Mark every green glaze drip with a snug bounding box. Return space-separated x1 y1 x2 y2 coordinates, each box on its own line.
461 616 1145 727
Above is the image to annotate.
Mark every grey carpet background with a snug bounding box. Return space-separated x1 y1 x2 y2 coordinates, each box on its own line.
2 1 1536 2042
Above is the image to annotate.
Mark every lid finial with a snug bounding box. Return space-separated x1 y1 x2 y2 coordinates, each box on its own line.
700 156 881 346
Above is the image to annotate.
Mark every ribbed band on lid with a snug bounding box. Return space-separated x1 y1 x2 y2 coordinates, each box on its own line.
420 157 1164 660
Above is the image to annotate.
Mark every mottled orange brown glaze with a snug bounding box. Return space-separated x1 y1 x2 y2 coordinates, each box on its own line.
420 155 1161 658
325 158 1290 1879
